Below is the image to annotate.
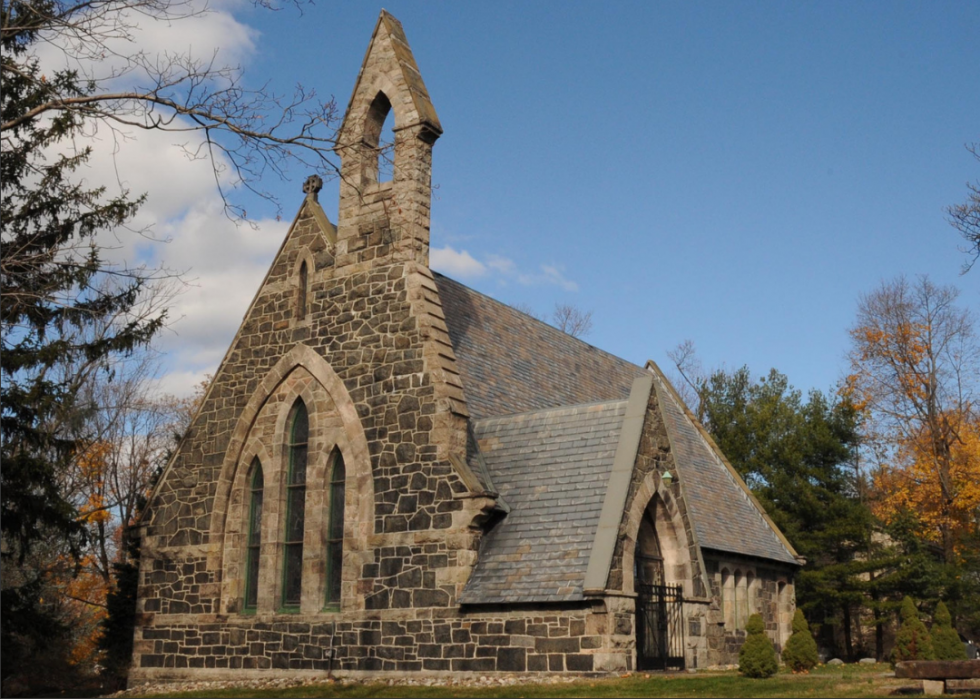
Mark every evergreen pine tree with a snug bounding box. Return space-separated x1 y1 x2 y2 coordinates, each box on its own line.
891 597 935 663
739 614 779 679
782 609 819 672
931 601 966 660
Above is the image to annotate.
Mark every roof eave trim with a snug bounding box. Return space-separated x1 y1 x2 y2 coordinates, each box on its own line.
582 374 653 593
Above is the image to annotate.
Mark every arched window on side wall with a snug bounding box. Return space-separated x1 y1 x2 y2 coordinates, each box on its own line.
244 458 263 612
325 450 346 609
282 400 308 610
722 569 734 630
735 571 746 629
296 260 309 321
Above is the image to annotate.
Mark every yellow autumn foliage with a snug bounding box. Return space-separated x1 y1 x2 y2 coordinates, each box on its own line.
872 415 980 555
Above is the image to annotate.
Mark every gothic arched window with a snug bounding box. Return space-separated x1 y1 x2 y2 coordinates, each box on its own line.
297 260 309 320
363 91 393 184
244 458 263 612
282 400 308 610
325 450 346 608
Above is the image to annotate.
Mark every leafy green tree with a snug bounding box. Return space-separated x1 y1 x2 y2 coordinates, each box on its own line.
931 601 966 660
695 367 873 658
739 614 779 679
782 609 819 672
892 596 935 663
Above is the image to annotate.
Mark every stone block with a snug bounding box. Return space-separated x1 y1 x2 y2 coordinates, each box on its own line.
947 679 980 694
593 652 628 673
922 680 944 696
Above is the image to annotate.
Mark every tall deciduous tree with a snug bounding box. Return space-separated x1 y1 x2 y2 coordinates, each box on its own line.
2 0 338 688
846 275 980 564
948 143 980 273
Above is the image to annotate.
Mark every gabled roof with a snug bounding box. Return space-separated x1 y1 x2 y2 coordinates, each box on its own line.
649 366 799 565
340 10 442 138
435 274 645 419
435 273 799 601
460 399 629 605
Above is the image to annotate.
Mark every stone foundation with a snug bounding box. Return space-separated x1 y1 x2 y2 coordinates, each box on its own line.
130 602 638 682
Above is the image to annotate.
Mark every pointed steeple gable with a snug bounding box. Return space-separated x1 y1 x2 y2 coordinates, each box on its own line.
335 11 441 267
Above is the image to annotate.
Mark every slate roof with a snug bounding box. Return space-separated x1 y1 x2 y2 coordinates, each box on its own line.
459 400 628 605
435 273 799 604
435 273 645 419
651 370 799 565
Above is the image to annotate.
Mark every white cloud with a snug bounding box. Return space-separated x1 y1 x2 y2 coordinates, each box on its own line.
538 264 579 292
433 248 579 292
26 4 287 398
430 246 487 278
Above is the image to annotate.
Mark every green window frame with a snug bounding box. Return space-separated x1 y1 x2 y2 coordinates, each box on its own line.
281 400 308 611
324 450 346 609
243 459 263 612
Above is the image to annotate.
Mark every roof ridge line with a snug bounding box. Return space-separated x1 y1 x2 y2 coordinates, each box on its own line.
582 374 653 593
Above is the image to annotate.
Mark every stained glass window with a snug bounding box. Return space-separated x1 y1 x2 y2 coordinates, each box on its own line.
325 451 345 608
282 400 308 609
244 459 263 611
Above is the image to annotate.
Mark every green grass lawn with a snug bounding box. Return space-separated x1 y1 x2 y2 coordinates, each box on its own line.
134 663 976 699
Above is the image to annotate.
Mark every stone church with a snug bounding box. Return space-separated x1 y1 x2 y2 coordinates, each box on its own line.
131 11 802 683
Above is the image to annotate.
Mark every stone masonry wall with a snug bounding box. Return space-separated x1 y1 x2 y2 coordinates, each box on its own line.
702 556 796 666
132 604 636 680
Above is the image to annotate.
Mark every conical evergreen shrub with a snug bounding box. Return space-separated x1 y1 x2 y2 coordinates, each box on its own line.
739 613 778 678
891 596 935 663
782 608 819 672
931 601 966 660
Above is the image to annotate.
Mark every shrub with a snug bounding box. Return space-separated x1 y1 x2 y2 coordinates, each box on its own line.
931 601 966 661
739 613 778 678
891 596 934 663
782 609 819 672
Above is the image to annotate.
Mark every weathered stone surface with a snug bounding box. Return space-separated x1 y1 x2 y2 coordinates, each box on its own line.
895 660 980 679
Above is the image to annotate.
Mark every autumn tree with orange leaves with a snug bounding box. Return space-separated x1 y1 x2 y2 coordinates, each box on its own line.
846 275 980 564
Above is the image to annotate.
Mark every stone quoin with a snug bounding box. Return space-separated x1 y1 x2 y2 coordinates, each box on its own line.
130 10 803 685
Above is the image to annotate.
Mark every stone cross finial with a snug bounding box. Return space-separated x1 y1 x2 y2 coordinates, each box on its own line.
303 175 323 198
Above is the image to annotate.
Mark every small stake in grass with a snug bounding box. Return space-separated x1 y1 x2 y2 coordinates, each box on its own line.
739 613 778 679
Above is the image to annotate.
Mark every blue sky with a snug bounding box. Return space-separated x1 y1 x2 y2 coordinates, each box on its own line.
83 2 979 397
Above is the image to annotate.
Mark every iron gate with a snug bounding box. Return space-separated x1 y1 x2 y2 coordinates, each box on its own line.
636 582 685 671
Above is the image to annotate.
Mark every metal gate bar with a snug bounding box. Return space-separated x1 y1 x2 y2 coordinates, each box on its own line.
636 583 685 671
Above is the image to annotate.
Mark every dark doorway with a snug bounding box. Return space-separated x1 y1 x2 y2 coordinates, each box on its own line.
635 504 685 670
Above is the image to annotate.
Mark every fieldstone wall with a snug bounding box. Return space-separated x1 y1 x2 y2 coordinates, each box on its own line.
702 556 796 666
131 603 640 681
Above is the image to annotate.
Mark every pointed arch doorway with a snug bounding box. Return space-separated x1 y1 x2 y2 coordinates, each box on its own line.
634 497 685 670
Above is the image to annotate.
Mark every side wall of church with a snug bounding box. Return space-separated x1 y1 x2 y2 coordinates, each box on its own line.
702 555 796 666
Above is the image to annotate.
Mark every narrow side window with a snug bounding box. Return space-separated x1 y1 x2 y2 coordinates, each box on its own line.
325 450 346 608
297 260 309 320
282 400 308 610
244 459 264 611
